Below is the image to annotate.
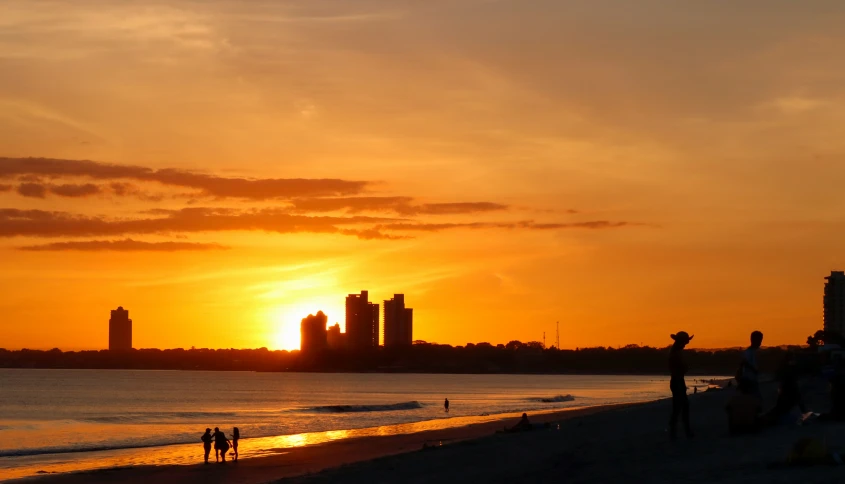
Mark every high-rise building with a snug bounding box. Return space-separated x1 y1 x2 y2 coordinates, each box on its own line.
824 271 845 336
383 294 413 347
300 311 328 353
108 306 132 351
345 291 379 350
327 322 345 349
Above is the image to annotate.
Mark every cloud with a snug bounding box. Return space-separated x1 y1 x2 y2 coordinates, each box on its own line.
48 183 101 197
0 157 369 199
379 220 633 232
0 184 13 192
290 197 508 215
17 183 47 198
15 182 102 198
0 207 398 238
339 228 413 240
108 182 164 201
18 238 228 252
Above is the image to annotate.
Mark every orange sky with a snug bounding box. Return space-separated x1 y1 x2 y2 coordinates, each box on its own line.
2 1 845 351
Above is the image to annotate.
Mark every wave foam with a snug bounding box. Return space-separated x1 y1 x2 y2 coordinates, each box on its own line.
531 394 575 403
306 401 424 413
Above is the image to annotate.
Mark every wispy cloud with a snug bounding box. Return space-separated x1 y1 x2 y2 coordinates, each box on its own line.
18 238 228 252
378 220 634 232
290 196 508 215
0 207 398 239
0 157 369 200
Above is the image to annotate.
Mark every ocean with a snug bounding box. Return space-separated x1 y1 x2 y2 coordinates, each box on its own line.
0 369 717 480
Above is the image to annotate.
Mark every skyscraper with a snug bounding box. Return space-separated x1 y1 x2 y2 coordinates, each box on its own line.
383 294 413 347
345 291 379 350
824 271 845 337
108 306 132 351
300 311 328 354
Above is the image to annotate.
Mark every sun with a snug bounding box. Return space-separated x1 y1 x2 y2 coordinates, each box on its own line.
268 300 344 351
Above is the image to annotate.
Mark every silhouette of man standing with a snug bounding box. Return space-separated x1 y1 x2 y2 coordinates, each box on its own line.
668 331 694 440
444 398 449 413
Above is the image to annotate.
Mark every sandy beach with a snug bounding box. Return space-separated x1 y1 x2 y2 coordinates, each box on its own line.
14 377 845 484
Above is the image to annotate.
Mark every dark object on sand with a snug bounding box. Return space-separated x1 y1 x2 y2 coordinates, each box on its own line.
762 354 806 426
445 398 449 413
726 392 762 435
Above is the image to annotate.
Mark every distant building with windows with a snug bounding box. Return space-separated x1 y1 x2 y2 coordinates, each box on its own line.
825 271 845 337
108 306 132 351
345 291 379 350
300 311 328 354
383 294 413 347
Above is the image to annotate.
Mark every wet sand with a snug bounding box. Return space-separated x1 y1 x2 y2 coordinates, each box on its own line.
17 380 845 484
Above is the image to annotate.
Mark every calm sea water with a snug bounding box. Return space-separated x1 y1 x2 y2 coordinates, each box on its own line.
0 370 718 480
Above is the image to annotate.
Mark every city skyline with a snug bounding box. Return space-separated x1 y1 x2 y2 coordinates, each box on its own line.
3 1 845 351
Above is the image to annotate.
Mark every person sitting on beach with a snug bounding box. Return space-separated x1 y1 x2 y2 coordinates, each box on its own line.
232 427 240 462
762 353 806 426
738 331 764 397
726 379 763 434
201 428 213 464
505 413 533 432
668 331 694 440
214 428 232 463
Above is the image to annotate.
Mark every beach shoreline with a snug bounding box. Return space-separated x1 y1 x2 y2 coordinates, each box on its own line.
7 402 640 484
14 377 845 484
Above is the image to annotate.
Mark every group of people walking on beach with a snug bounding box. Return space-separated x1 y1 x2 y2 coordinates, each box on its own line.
201 427 239 463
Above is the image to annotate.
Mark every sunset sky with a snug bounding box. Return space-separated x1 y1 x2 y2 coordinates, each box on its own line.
2 1 845 351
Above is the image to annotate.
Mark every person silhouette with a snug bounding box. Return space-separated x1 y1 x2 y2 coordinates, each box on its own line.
232 427 240 462
668 331 694 440
444 398 449 413
212 427 221 462
201 428 213 464
214 428 231 463
739 331 764 397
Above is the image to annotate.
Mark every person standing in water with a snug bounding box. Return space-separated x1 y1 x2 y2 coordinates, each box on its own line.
201 428 213 464
232 427 240 462
444 398 449 413
668 331 694 440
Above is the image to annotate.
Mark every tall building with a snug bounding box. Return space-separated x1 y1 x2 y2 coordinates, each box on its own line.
383 294 413 347
108 306 132 351
300 311 328 354
345 291 379 350
824 271 845 336
327 322 345 349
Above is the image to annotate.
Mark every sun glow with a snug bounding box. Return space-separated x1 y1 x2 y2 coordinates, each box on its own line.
268 300 344 351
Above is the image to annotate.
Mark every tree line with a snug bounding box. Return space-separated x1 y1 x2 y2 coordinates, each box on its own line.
0 341 808 375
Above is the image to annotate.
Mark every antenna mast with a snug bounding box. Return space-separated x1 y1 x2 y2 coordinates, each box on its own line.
556 321 560 349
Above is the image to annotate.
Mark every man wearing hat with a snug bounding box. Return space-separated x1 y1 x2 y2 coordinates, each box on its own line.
669 331 694 439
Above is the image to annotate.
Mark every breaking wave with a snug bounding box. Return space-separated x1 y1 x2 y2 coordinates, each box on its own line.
306 401 424 413
530 395 575 403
